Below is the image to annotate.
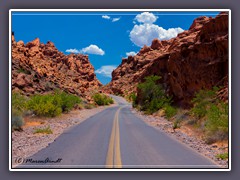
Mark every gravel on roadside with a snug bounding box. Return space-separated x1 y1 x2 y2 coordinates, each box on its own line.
131 108 229 168
12 104 116 166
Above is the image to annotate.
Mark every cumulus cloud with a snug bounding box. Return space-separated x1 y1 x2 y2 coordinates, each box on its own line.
135 12 158 24
130 12 184 47
80 45 105 55
112 17 121 22
126 51 137 57
95 65 117 78
66 48 80 53
130 24 184 47
102 15 110 19
66 45 105 55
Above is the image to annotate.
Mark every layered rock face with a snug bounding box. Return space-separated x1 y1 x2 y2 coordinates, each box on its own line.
12 35 102 100
107 12 228 107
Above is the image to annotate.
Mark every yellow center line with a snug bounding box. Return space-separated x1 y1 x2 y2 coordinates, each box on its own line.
105 107 123 168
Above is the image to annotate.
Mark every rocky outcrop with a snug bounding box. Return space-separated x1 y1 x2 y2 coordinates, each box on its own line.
106 12 228 107
12 35 102 100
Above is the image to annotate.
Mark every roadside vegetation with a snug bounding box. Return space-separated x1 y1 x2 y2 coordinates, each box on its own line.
12 90 82 131
12 93 28 131
190 87 228 144
130 75 228 144
92 93 114 106
12 90 115 131
33 126 53 134
215 152 228 160
132 75 177 117
27 90 81 117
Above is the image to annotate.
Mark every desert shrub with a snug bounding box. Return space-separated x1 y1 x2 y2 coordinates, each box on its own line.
92 93 114 106
57 91 82 112
136 75 172 114
34 126 53 134
204 102 228 143
190 87 228 143
190 87 219 118
12 92 28 114
216 153 228 160
164 105 178 119
173 119 181 130
126 92 137 101
130 93 137 107
27 94 62 117
27 91 81 117
12 92 27 131
145 99 165 114
107 97 114 104
92 93 105 105
12 110 24 131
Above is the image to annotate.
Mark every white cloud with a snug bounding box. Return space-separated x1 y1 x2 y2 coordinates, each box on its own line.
102 15 121 22
102 15 110 19
66 48 80 53
95 65 117 78
112 17 121 22
135 12 158 24
126 51 137 56
130 13 184 47
80 45 105 55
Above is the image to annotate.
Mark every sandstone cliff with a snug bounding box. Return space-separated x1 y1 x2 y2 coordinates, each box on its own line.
106 12 228 107
12 35 102 101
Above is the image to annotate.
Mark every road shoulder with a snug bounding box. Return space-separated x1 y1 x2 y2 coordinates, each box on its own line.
12 104 117 167
130 108 228 168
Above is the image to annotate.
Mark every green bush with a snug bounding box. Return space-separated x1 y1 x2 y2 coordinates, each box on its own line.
136 75 172 114
216 153 228 160
27 94 62 117
205 102 228 143
56 91 82 112
12 110 24 131
128 92 137 107
27 91 81 117
92 93 114 106
164 105 178 119
12 92 28 114
12 92 27 131
34 126 53 134
126 92 137 101
190 87 228 143
190 87 219 118
108 97 114 104
173 120 181 130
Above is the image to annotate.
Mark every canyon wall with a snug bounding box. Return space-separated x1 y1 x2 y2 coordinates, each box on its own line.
106 12 228 107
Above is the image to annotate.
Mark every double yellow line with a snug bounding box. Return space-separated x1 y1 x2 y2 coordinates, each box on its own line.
105 107 123 168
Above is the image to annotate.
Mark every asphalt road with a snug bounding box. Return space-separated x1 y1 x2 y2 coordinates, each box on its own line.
16 95 219 169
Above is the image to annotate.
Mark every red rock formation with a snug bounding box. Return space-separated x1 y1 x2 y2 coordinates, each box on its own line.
12 36 102 100
106 12 229 107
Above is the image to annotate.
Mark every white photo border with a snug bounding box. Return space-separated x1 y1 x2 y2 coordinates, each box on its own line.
9 9 231 172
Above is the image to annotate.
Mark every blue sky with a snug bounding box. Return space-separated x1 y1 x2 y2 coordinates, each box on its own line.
12 11 219 84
